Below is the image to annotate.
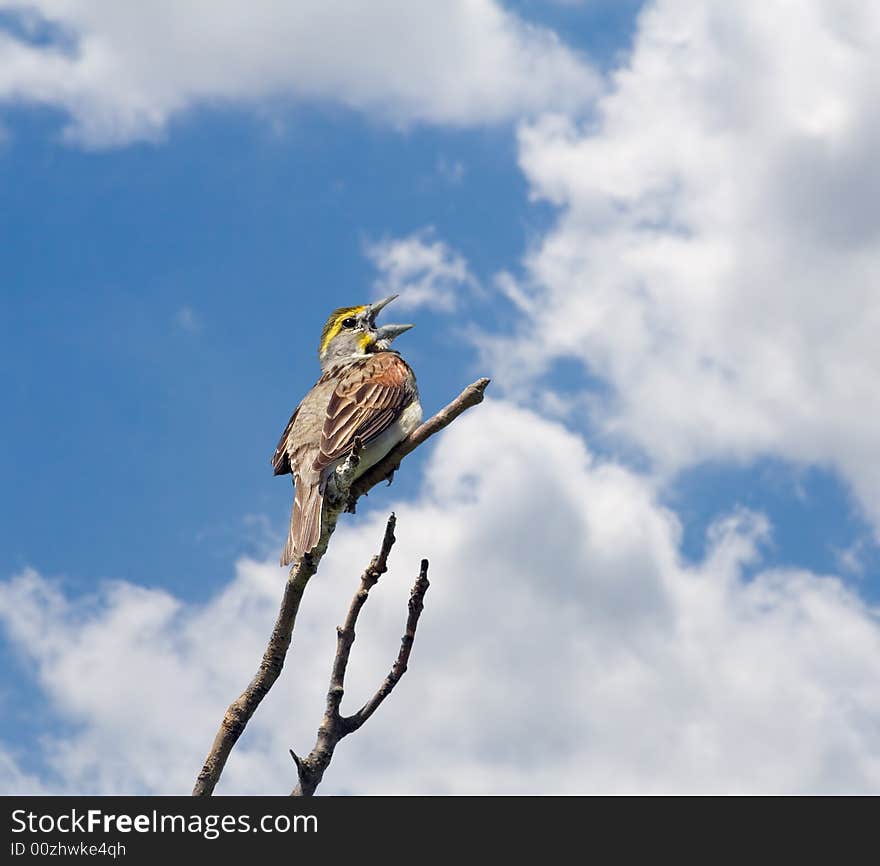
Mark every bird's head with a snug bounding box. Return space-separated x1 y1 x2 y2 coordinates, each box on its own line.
318 295 413 368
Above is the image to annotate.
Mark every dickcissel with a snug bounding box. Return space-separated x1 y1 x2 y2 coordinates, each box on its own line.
272 295 422 566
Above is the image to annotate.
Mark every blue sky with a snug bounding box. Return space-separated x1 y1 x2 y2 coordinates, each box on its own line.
2 1 880 795
1 108 528 596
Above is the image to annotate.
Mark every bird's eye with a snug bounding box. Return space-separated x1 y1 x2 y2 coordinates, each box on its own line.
341 317 357 329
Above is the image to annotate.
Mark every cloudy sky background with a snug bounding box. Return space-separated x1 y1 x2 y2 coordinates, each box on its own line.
2 0 880 794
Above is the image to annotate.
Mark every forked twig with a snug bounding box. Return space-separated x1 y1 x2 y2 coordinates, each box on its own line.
290 514 430 796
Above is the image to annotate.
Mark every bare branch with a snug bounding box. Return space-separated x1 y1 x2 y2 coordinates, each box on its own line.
325 513 397 725
347 377 490 507
193 378 486 796
192 525 326 796
345 557 430 733
291 519 430 797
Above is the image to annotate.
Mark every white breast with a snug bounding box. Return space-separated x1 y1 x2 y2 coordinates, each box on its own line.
354 398 423 478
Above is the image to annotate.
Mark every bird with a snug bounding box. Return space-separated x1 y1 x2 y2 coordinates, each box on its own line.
272 295 422 566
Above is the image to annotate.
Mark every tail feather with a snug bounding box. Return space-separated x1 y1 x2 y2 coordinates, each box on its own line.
281 477 324 566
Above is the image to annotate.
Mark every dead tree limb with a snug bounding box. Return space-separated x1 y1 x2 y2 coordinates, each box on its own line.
192 377 488 796
290 514 430 796
348 377 491 507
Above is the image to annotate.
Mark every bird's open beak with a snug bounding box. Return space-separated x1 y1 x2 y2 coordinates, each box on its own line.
374 322 414 343
368 295 414 343
367 295 399 317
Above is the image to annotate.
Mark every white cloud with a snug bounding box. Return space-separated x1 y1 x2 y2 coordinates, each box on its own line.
366 228 479 312
0 1 601 146
479 0 880 532
2 401 880 795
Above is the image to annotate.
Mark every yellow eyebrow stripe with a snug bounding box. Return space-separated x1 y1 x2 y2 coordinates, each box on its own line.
319 306 367 356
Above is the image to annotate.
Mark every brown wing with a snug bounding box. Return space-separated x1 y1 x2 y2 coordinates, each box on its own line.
313 353 416 475
271 406 299 476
